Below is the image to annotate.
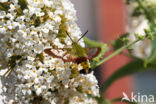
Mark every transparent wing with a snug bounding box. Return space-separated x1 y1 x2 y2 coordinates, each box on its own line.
86 47 101 60
44 48 76 62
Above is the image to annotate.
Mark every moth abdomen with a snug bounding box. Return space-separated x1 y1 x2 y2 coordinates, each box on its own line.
79 68 92 74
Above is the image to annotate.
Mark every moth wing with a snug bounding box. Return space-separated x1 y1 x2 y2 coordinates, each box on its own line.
44 48 76 62
85 47 101 60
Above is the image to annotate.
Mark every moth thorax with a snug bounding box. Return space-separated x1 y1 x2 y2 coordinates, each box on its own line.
75 57 88 64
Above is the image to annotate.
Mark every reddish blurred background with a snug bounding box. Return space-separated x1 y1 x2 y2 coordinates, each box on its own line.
71 0 132 104
97 0 132 103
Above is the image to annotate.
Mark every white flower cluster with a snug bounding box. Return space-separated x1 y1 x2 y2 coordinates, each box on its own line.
127 1 154 59
0 0 99 104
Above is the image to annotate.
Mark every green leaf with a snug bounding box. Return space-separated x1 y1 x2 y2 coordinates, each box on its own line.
36 53 44 64
126 0 131 4
125 0 137 5
132 6 144 17
18 0 28 10
111 33 129 50
100 58 156 94
9 55 22 69
0 2 10 11
146 32 156 62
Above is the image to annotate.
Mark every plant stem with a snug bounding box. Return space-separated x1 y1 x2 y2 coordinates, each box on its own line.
95 39 139 67
84 37 143 68
84 37 108 68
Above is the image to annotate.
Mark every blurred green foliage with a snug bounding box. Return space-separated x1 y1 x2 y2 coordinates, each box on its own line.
85 0 156 104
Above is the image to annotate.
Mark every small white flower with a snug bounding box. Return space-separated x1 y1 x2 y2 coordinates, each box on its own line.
0 0 8 2
6 12 16 20
18 28 29 37
44 0 53 7
45 73 54 84
30 27 38 35
36 11 45 17
53 38 64 48
45 20 54 31
28 5 36 15
38 64 48 73
9 3 20 11
22 86 32 95
0 0 99 103
53 15 61 23
41 26 49 33
0 11 6 18
0 27 7 33
27 54 35 61
34 85 47 95
6 21 18 29
50 100 56 104
24 72 31 80
34 44 44 54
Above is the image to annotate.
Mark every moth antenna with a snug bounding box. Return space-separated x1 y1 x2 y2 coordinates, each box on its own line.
66 31 74 43
77 30 88 42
